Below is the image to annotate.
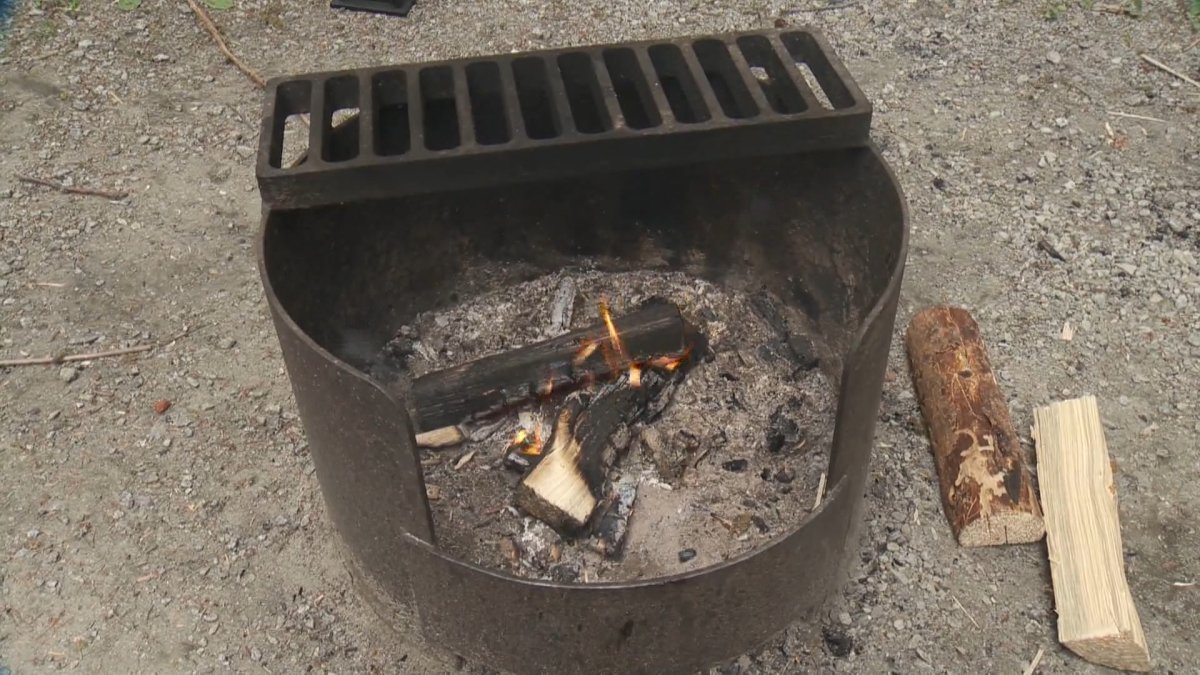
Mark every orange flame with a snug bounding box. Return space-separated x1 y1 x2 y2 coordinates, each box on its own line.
598 300 626 358
573 339 599 366
510 427 544 456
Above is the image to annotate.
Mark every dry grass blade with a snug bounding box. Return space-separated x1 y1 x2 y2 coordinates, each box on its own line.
17 175 127 200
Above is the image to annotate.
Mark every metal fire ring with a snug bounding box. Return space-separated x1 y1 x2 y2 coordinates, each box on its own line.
256 27 909 675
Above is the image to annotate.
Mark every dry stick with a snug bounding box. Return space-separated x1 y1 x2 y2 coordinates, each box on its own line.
0 324 203 368
1022 647 1045 675
1107 110 1168 123
0 344 153 367
1139 53 1200 91
184 0 266 89
17 175 127 201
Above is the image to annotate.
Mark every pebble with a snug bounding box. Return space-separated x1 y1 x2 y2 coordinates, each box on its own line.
1188 334 1200 348
678 548 697 563
235 145 254 159
59 366 80 383
1046 50 1062 65
152 53 170 62
838 611 852 626
220 337 238 349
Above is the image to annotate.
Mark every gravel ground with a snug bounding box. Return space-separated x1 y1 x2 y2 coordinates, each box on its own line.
1 1 1198 673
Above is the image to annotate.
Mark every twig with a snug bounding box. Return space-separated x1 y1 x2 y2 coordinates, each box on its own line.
0 344 153 367
0 324 203 368
782 0 861 13
1107 110 1168 123
812 472 827 509
1022 646 1045 675
1139 53 1200 91
952 594 980 629
184 0 266 89
17 175 127 201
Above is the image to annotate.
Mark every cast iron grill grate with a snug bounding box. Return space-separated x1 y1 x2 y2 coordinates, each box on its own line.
256 28 871 208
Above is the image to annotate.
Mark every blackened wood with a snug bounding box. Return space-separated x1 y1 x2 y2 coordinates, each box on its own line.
408 302 686 432
906 305 1044 546
516 370 669 532
589 476 638 558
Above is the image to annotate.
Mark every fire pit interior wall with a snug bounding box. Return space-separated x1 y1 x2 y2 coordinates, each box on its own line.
260 144 907 674
266 148 899 377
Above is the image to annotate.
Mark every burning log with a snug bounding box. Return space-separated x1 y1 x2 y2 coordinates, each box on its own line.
516 369 673 532
589 475 638 558
408 301 688 433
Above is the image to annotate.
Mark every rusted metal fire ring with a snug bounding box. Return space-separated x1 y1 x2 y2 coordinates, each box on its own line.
255 28 909 674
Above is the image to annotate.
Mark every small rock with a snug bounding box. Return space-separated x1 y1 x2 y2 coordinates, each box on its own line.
1188 334 1200 348
678 548 697 563
235 145 254 159
774 467 796 484
153 53 170 62
59 366 79 383
838 611 852 626
722 458 749 472
153 399 172 415
1046 50 1062 65
822 625 853 657
1116 263 1137 276
219 337 237 349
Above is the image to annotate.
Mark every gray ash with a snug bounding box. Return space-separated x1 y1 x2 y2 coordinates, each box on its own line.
375 267 835 583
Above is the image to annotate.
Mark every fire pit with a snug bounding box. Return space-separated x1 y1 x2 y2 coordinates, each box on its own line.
255 28 908 674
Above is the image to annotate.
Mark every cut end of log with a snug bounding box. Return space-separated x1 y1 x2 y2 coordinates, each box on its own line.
514 404 597 530
957 511 1045 547
1065 633 1152 673
515 443 597 530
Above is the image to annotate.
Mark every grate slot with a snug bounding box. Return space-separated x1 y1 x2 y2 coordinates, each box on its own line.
691 39 759 119
602 48 662 130
372 70 411 156
512 57 561 140
321 75 361 162
647 44 710 124
268 79 312 169
556 52 611 134
736 35 807 115
357 72 374 159
779 31 855 110
465 61 512 145
419 66 461 151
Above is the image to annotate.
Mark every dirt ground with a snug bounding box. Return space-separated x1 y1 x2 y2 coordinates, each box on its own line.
1 1 1198 673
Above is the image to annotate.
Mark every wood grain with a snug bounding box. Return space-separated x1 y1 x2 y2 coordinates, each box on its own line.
1034 396 1150 672
906 305 1044 546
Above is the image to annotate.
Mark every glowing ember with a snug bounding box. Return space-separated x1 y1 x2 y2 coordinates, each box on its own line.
648 347 691 372
510 427 544 456
629 363 643 388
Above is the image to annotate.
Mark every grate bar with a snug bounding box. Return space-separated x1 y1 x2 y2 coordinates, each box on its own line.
497 59 527 141
634 46 676 125
589 51 628 131
767 34 823 112
452 64 476 148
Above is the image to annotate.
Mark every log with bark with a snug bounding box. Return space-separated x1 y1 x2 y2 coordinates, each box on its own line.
408 301 688 433
515 368 674 532
906 305 1044 546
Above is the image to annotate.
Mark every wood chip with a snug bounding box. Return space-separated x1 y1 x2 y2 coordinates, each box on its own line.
1060 321 1074 341
454 450 476 470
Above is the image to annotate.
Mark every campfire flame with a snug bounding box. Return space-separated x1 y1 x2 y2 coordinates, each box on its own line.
572 301 694 387
510 427 544 456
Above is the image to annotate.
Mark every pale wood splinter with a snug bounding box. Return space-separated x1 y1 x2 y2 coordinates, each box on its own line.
1034 396 1150 672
